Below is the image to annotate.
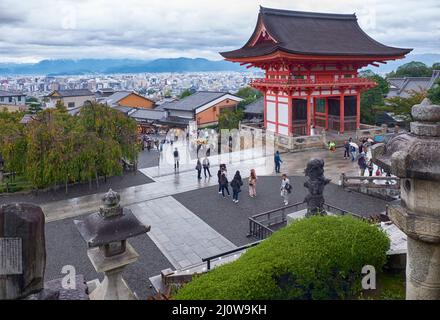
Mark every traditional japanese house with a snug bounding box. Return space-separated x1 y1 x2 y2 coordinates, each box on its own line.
220 7 412 136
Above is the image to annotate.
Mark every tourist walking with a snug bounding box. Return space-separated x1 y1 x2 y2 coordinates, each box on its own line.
248 169 257 198
230 171 243 203
219 170 230 197
274 151 283 173
195 159 202 180
202 156 212 178
350 144 357 161
358 152 367 176
280 174 292 205
343 141 350 159
173 147 179 170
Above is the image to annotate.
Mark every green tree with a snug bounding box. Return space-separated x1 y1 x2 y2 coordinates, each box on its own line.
359 70 389 124
0 111 27 174
387 61 432 78
28 102 43 114
378 90 427 121
427 80 440 104
432 62 440 70
218 108 244 130
179 88 193 99
236 86 263 108
163 89 172 98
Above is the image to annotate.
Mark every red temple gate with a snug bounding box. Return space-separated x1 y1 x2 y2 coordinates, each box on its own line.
220 7 411 136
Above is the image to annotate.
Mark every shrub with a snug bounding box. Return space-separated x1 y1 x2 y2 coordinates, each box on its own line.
174 216 390 300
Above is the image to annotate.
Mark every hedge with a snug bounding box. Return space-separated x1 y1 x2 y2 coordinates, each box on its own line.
174 215 390 300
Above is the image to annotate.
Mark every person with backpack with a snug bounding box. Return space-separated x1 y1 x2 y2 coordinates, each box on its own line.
274 151 283 174
230 171 243 204
248 169 257 198
195 158 202 180
343 140 350 159
173 147 179 170
280 174 292 205
358 152 367 176
219 170 230 198
202 156 212 178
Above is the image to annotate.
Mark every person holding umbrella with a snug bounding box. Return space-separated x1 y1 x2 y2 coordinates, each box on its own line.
349 142 358 161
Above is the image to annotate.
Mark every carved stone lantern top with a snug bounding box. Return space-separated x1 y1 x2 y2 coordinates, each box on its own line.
74 189 150 251
371 98 440 181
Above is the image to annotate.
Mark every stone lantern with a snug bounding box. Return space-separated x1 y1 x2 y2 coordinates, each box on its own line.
74 189 150 300
371 98 440 299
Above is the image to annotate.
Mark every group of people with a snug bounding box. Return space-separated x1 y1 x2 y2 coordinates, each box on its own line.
209 150 291 206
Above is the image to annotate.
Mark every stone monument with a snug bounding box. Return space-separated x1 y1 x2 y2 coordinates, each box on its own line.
0 203 46 300
303 159 331 217
372 98 440 299
74 189 150 300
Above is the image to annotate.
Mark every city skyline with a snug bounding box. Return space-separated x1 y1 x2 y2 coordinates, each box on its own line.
0 0 439 63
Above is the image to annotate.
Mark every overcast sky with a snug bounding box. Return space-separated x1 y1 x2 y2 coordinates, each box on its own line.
0 0 439 63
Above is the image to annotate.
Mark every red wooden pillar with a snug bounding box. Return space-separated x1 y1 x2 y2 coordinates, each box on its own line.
325 97 329 130
263 91 267 129
356 90 361 129
306 94 311 135
339 92 345 134
288 91 293 135
275 91 279 134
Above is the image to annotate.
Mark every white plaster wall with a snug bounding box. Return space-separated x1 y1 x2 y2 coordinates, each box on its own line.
278 103 289 125
267 101 276 122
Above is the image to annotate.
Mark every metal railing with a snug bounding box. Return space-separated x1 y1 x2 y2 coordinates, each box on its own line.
202 241 262 270
248 202 307 239
201 203 361 272
340 173 400 190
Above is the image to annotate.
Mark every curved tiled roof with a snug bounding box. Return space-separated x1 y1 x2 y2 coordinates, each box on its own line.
221 7 412 59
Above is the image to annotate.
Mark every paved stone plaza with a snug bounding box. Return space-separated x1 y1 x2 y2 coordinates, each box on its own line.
0 138 388 299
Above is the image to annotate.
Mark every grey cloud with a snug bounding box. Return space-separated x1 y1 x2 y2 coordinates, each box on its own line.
0 0 438 62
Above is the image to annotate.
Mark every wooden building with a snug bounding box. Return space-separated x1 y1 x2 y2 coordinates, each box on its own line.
103 91 155 109
220 7 411 136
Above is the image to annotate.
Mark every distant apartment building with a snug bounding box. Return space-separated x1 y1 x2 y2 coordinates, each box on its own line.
0 90 27 112
45 89 95 110
101 91 155 109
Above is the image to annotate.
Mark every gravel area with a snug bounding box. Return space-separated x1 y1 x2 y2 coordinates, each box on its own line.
44 213 172 299
174 175 388 246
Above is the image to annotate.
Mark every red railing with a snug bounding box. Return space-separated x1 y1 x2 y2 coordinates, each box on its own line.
250 77 376 87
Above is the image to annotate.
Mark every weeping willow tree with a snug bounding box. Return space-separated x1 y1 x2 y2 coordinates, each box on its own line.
3 102 139 192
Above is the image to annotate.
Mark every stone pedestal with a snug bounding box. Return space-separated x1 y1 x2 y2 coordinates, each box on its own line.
372 98 440 300
87 242 139 300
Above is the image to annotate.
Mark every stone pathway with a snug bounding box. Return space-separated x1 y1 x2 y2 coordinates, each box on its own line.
130 196 236 269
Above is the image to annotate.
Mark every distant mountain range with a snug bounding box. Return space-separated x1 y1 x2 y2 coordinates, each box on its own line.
0 58 246 75
0 54 438 76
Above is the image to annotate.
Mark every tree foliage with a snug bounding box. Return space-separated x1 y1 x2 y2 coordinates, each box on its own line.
427 80 440 104
379 90 427 121
0 102 139 191
387 61 433 78
175 216 389 300
218 108 244 130
179 88 193 99
359 70 389 124
236 86 263 109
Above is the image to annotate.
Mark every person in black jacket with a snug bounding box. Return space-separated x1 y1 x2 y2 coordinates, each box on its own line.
219 171 230 198
230 171 243 203
195 159 202 180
